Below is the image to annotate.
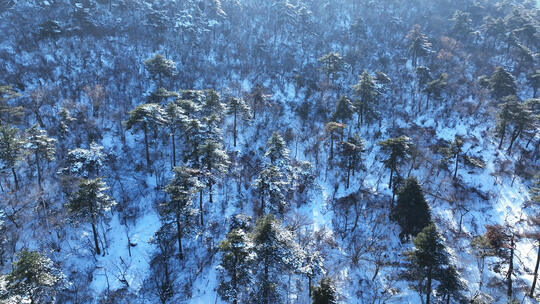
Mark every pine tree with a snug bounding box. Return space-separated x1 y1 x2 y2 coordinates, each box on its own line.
60 142 105 178
251 215 303 304
0 85 23 125
406 25 432 67
324 122 345 164
0 124 24 190
451 10 473 40
125 103 167 170
338 134 365 189
352 71 378 127
199 139 229 225
423 73 448 110
527 70 540 98
450 136 464 180
218 215 254 304
163 166 203 260
254 165 288 215
377 136 411 189
165 100 187 168
265 132 289 167
318 52 344 85
144 54 176 87
489 66 517 100
25 124 56 190
2 249 64 304
332 96 354 124
147 87 178 104
312 277 337 304
525 174 540 298
436 265 464 304
405 224 448 304
66 178 116 255
0 208 7 266
495 97 534 152
227 97 251 147
392 177 431 240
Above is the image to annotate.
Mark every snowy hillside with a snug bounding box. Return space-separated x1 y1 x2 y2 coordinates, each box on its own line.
0 0 539 303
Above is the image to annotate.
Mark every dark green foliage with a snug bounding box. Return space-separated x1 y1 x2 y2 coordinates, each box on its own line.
332 96 354 123
407 24 431 67
338 134 365 188
352 71 378 126
318 52 344 83
66 178 116 255
392 177 431 239
144 54 176 86
218 216 254 304
312 277 337 304
377 136 411 189
25 124 56 190
163 166 203 259
405 224 449 304
0 124 23 189
251 215 303 304
0 85 23 125
489 67 517 100
2 249 64 304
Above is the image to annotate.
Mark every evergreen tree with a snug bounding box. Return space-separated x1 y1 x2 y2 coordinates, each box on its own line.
25 124 56 190
324 122 345 164
254 165 288 215
423 73 448 110
495 97 534 152
352 71 378 127
0 208 6 266
489 67 517 100
338 134 365 189
199 139 229 225
392 177 431 240
227 97 251 147
144 54 176 87
451 10 473 40
66 178 116 255
436 265 464 304
60 142 105 178
312 277 337 304
377 136 411 189
0 124 24 189
527 70 540 98
405 224 448 304
148 87 178 104
0 85 23 125
265 132 290 167
2 249 64 304
450 136 464 179
318 52 344 85
332 96 354 123
163 166 202 259
165 100 187 168
251 215 303 304
218 215 254 304
125 103 167 170
525 174 540 298
406 25 432 67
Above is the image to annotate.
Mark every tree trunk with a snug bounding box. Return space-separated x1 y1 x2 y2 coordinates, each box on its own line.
233 107 237 147
498 123 506 149
144 124 150 170
171 131 176 169
11 167 18 190
453 153 459 179
388 168 393 189
426 266 432 304
176 209 183 260
507 129 521 154
199 190 204 226
530 241 540 298
35 151 42 190
507 234 514 298
91 212 101 255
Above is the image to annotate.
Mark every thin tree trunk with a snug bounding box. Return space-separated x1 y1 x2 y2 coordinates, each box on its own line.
11 167 18 190
507 234 514 298
91 212 101 255
498 124 506 149
426 266 432 304
200 190 204 226
453 154 459 179
144 124 150 170
35 151 41 190
233 107 237 147
171 132 176 169
176 209 183 260
530 241 540 298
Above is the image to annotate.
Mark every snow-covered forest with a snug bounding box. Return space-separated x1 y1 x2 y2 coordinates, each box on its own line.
0 0 539 303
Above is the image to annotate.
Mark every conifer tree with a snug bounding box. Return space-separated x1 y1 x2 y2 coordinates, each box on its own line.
61 142 105 178
163 166 202 260
436 265 464 304
218 215 254 304
528 70 540 98
227 97 251 147
0 85 23 125
489 66 517 100
312 277 337 304
165 100 187 168
377 136 411 189
66 178 116 255
450 136 464 179
125 103 167 169
338 134 365 189
423 73 448 110
251 215 303 304
392 177 431 240
405 224 448 304
144 54 176 87
2 249 64 304
25 124 56 190
318 52 344 85
324 122 345 164
352 71 378 127
332 96 354 124
199 139 229 224
254 165 288 215
407 25 432 67
525 174 540 298
0 124 24 189
0 208 6 266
